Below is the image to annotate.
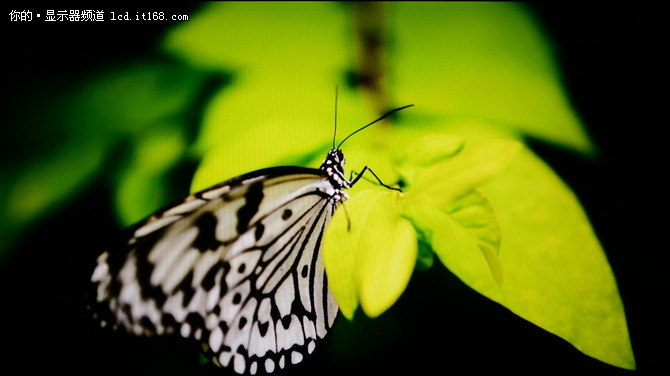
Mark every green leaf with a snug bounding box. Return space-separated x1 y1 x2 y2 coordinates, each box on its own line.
1 136 108 257
3 137 106 223
396 134 465 167
414 237 435 271
67 61 208 136
162 2 348 73
163 2 401 193
189 87 383 192
443 189 502 283
404 139 522 209
405 188 504 286
189 92 331 192
324 190 417 319
390 2 594 155
434 147 635 370
114 123 187 225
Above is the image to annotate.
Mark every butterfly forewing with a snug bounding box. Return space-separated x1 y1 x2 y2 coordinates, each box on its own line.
91 167 340 374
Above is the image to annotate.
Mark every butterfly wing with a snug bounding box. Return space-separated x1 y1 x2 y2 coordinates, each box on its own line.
91 167 340 374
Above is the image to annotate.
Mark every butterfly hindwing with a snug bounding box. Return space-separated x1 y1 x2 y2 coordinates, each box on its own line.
91 167 340 374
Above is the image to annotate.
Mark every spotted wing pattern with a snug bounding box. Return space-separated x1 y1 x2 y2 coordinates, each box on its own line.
91 167 341 374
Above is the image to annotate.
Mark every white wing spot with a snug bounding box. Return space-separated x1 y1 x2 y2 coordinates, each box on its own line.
219 351 232 368
233 354 246 374
209 327 224 353
291 351 303 364
180 322 191 337
264 358 275 373
275 278 295 317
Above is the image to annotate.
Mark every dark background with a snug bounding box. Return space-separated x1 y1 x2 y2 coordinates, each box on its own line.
3 4 666 375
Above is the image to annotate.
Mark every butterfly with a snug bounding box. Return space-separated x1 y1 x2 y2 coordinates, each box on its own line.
90 99 413 374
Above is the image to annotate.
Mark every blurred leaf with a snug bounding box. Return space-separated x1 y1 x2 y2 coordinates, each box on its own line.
115 122 188 225
390 2 594 155
4 136 105 223
1 59 212 257
162 2 347 73
70 61 215 210
189 86 386 192
1 136 108 256
67 60 209 136
162 1 393 192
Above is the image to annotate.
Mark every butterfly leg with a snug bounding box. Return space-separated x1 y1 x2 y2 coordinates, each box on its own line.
350 166 402 192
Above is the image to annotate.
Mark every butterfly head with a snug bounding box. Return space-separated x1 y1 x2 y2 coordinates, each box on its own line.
320 149 349 189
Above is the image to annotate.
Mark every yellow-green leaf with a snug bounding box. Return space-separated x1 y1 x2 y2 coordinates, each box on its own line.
404 198 502 287
396 134 465 167
405 139 521 208
390 2 594 154
438 147 635 370
443 189 503 284
162 2 347 74
324 190 417 319
188 87 377 192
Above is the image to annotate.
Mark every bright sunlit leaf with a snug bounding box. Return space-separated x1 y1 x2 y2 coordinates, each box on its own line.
397 134 465 167
324 190 417 319
405 139 522 209
356 193 417 318
444 147 635 370
442 189 503 284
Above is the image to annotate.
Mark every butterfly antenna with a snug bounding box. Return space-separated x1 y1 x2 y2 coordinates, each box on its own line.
337 104 414 149
332 86 339 150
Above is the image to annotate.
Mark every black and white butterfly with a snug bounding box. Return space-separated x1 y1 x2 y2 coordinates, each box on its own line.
90 101 412 374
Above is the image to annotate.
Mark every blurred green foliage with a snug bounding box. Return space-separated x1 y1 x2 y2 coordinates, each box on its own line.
1 2 634 371
1 60 214 256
